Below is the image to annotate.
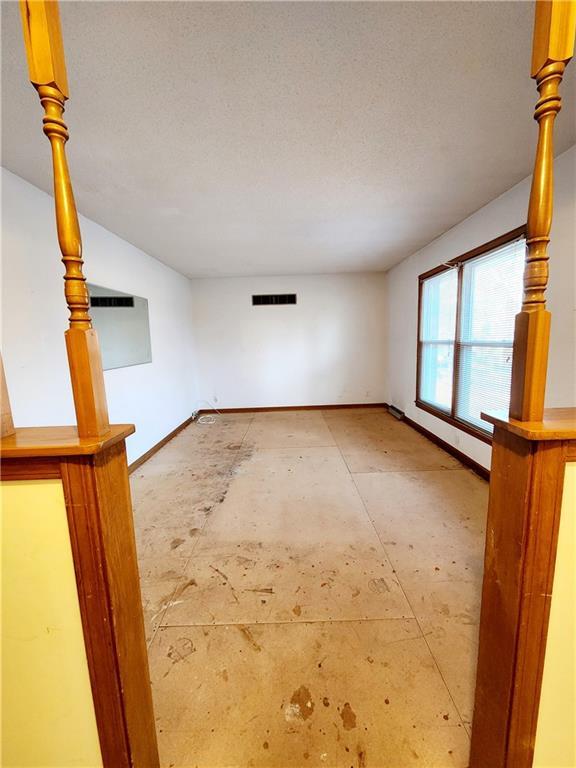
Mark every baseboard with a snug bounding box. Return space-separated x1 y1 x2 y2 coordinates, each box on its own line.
197 403 388 414
127 405 489 481
128 416 195 474
402 414 490 481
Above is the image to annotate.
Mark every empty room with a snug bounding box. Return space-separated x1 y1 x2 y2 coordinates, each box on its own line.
2 1 575 767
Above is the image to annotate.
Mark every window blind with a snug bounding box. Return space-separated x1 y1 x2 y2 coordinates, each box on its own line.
455 237 525 431
419 268 458 411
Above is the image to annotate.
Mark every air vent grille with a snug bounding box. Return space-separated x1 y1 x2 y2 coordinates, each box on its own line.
252 294 296 306
91 296 135 308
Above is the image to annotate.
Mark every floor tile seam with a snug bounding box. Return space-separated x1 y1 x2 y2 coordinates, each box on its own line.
393 568 472 729
242 443 340 452
157 615 422 629
349 467 467 476
146 578 185 647
237 412 256 446
348 469 469 729
158 507 224 625
400 578 478 587
321 411 367 479
320 414 411 625
362 500 480 726
322 414 400 550
154 723 469 734
138 524 195 643
239 410 340 450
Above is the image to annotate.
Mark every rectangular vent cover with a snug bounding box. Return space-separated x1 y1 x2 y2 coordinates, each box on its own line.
91 296 135 308
252 294 296 306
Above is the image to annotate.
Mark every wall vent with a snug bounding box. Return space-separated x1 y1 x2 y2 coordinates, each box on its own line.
252 294 296 306
90 296 135 308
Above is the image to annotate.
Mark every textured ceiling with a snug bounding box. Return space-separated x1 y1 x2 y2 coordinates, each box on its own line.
2 1 575 278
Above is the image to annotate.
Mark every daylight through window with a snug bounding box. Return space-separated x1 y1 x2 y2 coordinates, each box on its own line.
417 230 526 438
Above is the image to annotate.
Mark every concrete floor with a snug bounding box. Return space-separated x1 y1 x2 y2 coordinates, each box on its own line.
131 407 488 768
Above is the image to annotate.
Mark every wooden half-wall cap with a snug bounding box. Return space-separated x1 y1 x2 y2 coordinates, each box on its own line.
19 0 110 439
0 424 134 460
1 355 15 438
509 0 576 422
482 407 576 441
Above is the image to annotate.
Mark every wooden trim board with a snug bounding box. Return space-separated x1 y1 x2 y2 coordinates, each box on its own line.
418 225 526 282
128 405 489 484
198 403 388 415
402 414 490 481
415 399 493 446
128 416 195 474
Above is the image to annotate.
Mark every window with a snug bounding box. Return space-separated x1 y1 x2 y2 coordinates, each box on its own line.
417 227 526 441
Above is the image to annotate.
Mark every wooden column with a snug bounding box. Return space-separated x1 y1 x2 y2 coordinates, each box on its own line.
509 0 576 421
20 0 109 438
3 3 161 766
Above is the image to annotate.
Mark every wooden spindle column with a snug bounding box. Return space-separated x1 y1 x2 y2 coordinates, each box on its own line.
470 2 576 767
509 0 576 421
0 3 161 766
20 0 109 437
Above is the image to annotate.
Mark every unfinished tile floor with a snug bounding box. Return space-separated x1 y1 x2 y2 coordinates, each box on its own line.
131 407 488 768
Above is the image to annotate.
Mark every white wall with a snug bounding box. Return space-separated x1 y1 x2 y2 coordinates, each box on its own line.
1 169 199 464
190 273 388 409
387 145 576 471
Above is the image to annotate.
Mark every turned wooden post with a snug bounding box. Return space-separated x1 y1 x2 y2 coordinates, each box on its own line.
471 4 576 767
509 0 576 421
20 0 110 437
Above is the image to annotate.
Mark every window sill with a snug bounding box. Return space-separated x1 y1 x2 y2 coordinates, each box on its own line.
415 400 493 445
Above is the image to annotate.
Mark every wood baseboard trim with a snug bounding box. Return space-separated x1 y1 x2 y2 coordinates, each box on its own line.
127 407 488 481
198 403 389 415
402 414 490 481
128 416 195 474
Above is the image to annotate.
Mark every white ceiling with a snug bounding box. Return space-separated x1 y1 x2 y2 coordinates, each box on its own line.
2 1 575 278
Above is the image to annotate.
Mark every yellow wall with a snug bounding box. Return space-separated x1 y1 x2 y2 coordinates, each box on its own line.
534 462 576 768
2 479 103 768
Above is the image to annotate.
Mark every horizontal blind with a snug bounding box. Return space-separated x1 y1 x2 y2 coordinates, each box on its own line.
419 268 457 412
456 237 525 431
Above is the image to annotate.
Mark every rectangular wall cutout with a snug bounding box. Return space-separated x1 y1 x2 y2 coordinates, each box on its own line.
252 294 297 306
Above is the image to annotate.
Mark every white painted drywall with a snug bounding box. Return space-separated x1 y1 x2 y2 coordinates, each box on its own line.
1 169 199 464
387 145 576 471
190 274 388 409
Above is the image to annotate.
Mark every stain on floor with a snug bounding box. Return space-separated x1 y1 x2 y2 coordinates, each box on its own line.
131 408 488 766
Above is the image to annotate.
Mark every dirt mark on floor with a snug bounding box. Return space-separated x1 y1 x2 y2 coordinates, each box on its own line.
368 577 390 594
164 637 195 677
237 625 262 652
285 685 315 722
340 702 357 730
